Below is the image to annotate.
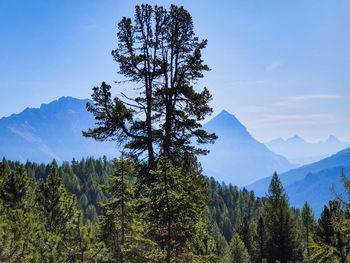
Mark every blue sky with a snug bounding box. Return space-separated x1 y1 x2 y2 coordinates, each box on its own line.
0 0 349 142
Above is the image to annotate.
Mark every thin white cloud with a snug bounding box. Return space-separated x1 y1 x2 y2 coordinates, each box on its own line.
263 114 333 122
247 114 334 127
266 60 281 72
8 126 61 161
287 94 343 101
274 93 343 107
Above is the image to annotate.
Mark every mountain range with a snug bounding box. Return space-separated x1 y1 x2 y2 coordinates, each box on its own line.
0 97 117 163
266 135 350 165
1 96 349 215
0 97 294 186
248 148 350 215
200 110 295 185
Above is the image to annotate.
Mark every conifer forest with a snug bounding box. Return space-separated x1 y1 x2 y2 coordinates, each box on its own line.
0 3 349 263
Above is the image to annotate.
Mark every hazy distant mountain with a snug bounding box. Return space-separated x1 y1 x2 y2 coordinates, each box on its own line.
3 97 348 215
0 97 118 163
266 135 350 164
199 110 295 186
286 166 349 216
248 148 350 215
0 99 294 186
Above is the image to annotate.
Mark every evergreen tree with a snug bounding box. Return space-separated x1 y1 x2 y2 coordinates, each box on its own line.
35 164 78 235
236 217 258 262
67 212 108 262
0 165 30 210
301 202 316 260
310 201 350 263
99 154 138 262
310 170 350 263
223 233 250 263
83 4 217 173
98 154 157 263
0 164 36 262
257 216 267 263
143 157 209 263
263 172 302 263
215 234 228 258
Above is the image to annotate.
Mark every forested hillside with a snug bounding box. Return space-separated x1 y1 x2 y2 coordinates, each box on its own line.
1 157 263 235
1 157 349 262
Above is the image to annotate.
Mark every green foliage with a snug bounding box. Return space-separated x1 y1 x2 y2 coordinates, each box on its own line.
2 156 113 223
223 233 250 263
99 153 145 262
35 164 78 234
0 165 30 210
236 217 258 262
0 160 109 262
310 201 350 263
207 177 263 242
309 170 350 263
301 202 316 260
257 216 267 262
1 157 349 262
141 157 210 262
263 172 303 263
83 4 217 174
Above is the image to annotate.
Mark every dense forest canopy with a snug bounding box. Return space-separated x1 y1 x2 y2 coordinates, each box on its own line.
0 157 349 262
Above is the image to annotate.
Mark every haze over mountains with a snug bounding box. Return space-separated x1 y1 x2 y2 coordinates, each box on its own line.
200 110 295 185
266 135 350 165
248 148 350 216
0 97 117 163
1 96 349 214
1 97 295 186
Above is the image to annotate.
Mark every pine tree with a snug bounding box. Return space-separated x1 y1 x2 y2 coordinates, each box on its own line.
35 164 78 235
215 234 228 258
67 212 108 262
263 172 302 263
223 233 250 263
310 170 350 263
301 202 316 260
310 201 350 263
0 165 30 210
99 154 139 262
257 216 267 263
83 4 217 173
143 157 209 263
236 217 258 262
0 164 35 262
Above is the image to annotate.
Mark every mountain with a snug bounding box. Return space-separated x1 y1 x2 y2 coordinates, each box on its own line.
0 97 117 163
0 100 293 186
266 135 350 165
247 148 350 215
286 166 349 216
199 110 295 186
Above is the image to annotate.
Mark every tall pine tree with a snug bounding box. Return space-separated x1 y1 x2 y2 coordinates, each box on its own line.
263 172 302 263
301 202 316 260
99 154 139 262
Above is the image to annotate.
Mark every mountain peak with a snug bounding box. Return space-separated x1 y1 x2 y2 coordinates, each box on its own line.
286 135 305 143
267 138 285 144
200 110 293 186
214 109 238 121
326 135 340 143
207 110 246 131
218 109 230 116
